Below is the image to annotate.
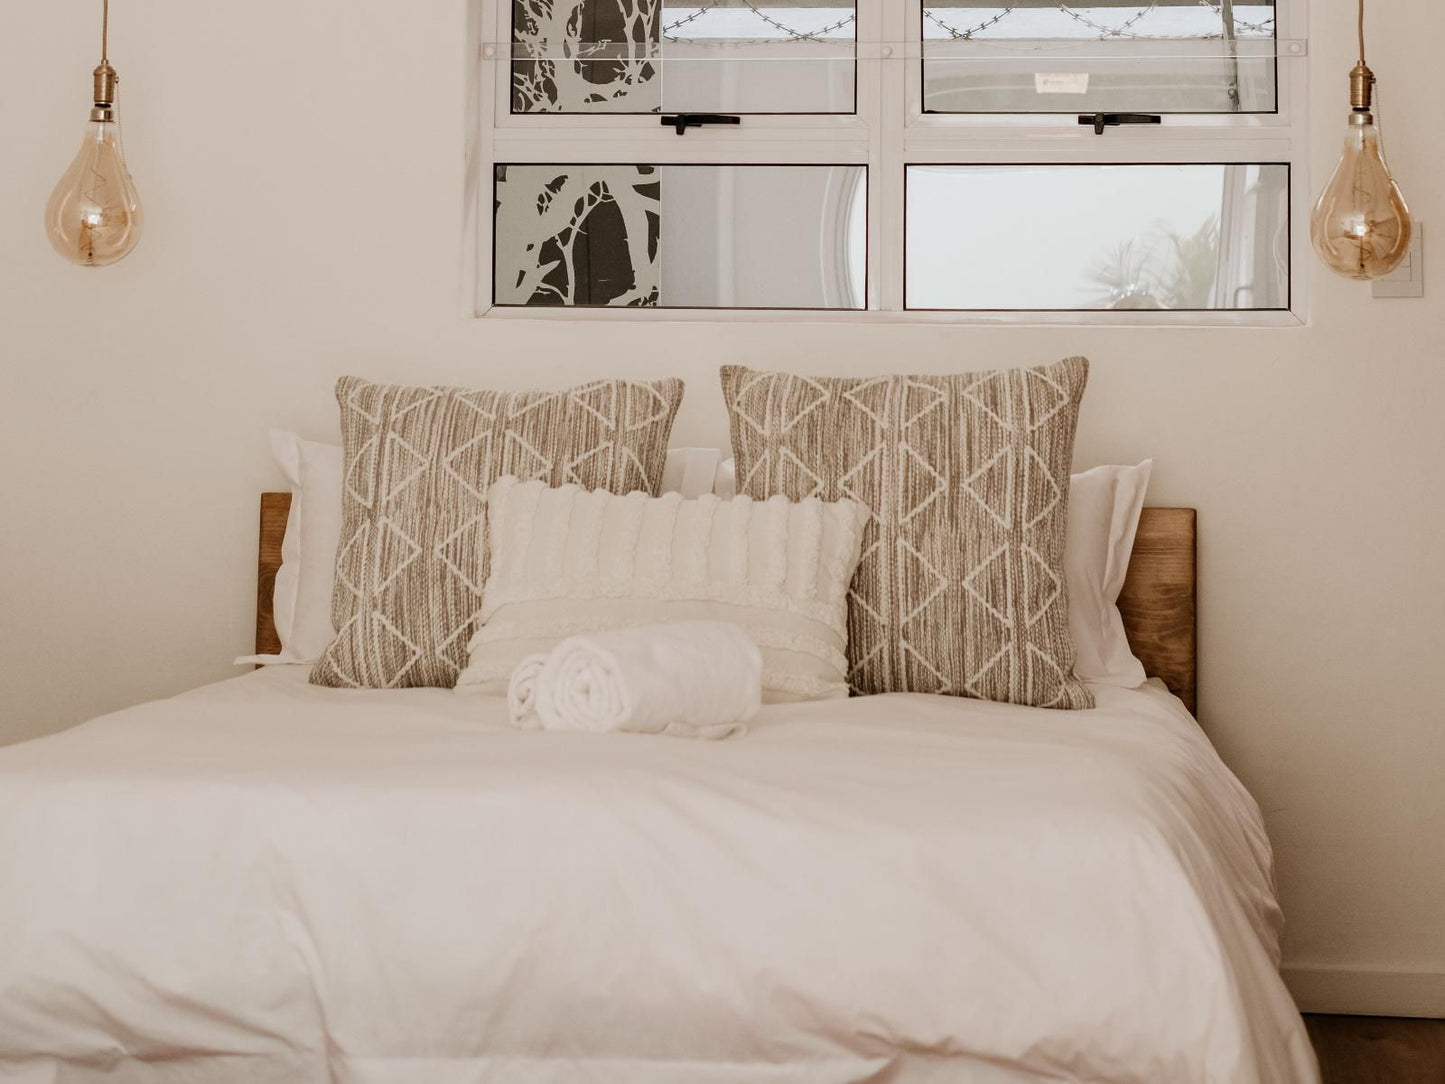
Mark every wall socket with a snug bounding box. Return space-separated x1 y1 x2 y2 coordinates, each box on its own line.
1372 222 1424 298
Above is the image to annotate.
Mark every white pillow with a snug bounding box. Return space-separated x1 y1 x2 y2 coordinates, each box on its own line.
1065 460 1154 687
713 455 737 499
661 447 724 500
266 430 304 656
285 435 345 661
456 477 871 701
237 430 344 665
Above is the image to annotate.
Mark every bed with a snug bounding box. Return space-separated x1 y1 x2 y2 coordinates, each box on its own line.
0 499 1319 1083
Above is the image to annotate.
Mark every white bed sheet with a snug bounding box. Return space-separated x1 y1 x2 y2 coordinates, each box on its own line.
0 669 1318 1083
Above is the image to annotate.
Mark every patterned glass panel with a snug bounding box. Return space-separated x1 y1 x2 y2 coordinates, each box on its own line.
494 165 867 308
923 2 1277 113
512 0 856 114
905 163 1288 310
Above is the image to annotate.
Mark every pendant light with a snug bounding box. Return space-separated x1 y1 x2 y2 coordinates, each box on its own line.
1308 0 1410 280
45 0 143 267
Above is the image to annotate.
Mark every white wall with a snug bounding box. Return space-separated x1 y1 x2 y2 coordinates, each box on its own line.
1 0 1441 1016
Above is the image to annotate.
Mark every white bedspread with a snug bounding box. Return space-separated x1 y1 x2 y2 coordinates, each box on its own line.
0 669 1318 1083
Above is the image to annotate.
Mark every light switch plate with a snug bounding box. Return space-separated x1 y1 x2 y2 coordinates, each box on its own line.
1373 222 1424 298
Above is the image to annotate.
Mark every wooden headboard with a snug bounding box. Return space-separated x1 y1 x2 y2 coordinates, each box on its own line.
255 492 292 661
255 494 1197 714
1116 507 1197 714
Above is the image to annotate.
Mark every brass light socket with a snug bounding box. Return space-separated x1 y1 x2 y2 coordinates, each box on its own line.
92 61 117 108
90 61 118 122
1349 61 1375 110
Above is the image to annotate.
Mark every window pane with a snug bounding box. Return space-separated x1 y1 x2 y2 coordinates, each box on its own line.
512 1 856 114
905 164 1288 310
922 2 1277 113
494 165 867 308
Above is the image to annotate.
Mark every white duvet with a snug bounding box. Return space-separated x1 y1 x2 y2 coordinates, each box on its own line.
0 669 1318 1083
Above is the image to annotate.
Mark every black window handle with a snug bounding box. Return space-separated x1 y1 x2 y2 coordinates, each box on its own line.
1078 112 1162 135
661 113 742 136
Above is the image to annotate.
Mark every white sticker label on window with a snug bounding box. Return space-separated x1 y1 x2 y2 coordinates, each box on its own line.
1034 73 1090 95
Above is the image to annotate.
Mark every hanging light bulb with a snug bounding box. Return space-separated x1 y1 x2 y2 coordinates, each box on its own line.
45 0 142 267
1309 0 1410 280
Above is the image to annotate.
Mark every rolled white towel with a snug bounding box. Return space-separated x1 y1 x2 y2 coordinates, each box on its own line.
506 654 547 726
507 621 761 740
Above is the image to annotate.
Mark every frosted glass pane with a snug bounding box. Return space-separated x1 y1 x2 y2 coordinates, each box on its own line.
494 165 867 309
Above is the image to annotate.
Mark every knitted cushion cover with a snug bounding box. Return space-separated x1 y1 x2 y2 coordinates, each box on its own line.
457 476 871 702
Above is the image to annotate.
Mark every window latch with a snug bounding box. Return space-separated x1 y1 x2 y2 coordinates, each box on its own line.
1078 112 1162 136
661 113 741 136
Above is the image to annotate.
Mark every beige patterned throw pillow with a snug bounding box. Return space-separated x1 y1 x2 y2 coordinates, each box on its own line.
720 358 1093 710
311 375 684 689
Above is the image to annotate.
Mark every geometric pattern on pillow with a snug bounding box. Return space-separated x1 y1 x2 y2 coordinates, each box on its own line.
310 375 684 690
720 358 1093 709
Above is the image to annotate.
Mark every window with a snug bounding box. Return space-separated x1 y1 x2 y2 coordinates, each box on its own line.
509 0 858 114
493 164 867 308
906 163 1289 310
471 0 1306 320
921 2 1280 114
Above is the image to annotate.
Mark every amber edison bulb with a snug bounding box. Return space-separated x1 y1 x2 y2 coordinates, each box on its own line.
1309 111 1410 280
46 113 143 267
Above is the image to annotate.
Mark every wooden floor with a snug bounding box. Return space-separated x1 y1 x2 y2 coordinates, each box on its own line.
1305 1015 1445 1083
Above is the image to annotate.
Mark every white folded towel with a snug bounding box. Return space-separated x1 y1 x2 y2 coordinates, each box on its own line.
507 621 761 740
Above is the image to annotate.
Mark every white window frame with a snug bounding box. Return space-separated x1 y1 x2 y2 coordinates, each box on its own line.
464 0 1309 325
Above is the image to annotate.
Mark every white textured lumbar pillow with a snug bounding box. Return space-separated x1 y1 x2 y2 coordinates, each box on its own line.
457 477 871 701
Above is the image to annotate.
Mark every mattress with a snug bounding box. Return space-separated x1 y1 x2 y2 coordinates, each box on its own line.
0 668 1318 1083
